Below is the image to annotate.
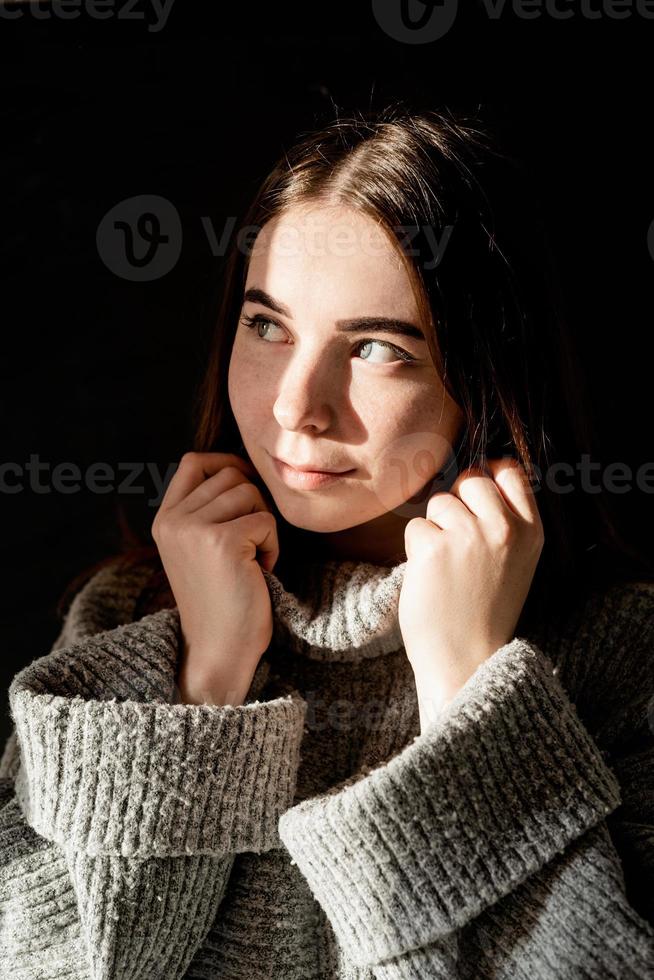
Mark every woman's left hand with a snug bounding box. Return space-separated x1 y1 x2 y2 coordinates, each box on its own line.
398 457 545 730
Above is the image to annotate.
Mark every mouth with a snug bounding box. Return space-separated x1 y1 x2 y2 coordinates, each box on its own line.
275 458 354 475
271 455 355 490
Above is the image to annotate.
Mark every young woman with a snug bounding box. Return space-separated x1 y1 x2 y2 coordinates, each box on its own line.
1 105 653 979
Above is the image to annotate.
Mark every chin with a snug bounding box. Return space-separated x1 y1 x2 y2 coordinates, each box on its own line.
273 495 379 534
276 508 353 535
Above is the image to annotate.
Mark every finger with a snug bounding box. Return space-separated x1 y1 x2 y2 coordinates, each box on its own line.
158 452 258 512
190 479 272 526
450 465 518 523
180 466 259 515
230 510 280 572
484 457 541 525
424 491 471 529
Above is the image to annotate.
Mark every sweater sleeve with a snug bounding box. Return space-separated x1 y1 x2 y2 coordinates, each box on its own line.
278 580 654 979
0 576 308 979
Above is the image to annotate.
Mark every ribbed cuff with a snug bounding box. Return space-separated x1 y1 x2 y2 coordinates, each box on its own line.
278 637 623 967
11 688 307 858
9 610 308 858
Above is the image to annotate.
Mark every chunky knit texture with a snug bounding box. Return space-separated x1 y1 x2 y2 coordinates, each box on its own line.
1 554 653 979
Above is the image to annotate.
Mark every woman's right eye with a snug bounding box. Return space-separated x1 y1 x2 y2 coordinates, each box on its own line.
240 313 285 341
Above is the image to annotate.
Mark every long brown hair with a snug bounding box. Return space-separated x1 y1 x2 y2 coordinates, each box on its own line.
58 103 653 631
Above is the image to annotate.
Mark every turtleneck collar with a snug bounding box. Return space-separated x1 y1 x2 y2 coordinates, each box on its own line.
262 558 408 663
57 555 410 668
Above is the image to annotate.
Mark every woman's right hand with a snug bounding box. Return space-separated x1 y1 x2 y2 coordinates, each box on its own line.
151 451 280 707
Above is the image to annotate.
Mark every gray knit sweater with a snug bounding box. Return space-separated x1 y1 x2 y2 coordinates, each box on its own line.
1 555 653 979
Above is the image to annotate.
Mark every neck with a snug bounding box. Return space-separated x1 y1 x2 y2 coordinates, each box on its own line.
276 513 409 571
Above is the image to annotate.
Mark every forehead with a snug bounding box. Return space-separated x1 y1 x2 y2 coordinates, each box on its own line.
244 205 421 319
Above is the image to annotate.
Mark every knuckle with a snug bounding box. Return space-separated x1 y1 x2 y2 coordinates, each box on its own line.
407 516 425 533
460 523 478 549
223 465 246 482
151 514 178 546
531 522 546 550
426 491 451 518
492 517 514 546
414 519 441 556
231 479 256 504
242 506 272 528
458 466 485 484
205 522 227 547
424 535 441 560
151 510 167 534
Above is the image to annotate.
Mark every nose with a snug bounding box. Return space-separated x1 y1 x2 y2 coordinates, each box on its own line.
272 351 339 433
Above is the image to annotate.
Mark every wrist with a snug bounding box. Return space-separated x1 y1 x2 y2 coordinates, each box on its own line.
175 678 252 707
174 653 256 707
410 666 460 733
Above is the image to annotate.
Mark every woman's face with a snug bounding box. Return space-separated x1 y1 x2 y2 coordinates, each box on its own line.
228 203 465 564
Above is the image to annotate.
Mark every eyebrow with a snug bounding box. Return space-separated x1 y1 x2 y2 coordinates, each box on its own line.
243 287 426 342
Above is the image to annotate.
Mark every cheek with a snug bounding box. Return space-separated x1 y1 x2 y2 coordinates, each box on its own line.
355 381 446 454
228 343 273 424
226 354 244 423
356 385 458 502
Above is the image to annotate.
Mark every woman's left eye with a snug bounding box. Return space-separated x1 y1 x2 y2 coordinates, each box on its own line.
355 338 415 364
240 314 416 364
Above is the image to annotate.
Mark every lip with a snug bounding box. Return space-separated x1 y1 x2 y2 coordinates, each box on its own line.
276 457 353 474
272 456 355 490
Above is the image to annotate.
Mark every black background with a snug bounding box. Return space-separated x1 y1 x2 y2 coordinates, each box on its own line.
1 3 653 745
